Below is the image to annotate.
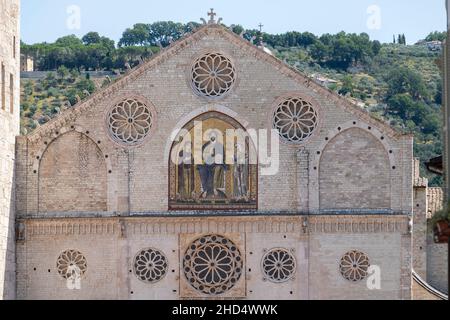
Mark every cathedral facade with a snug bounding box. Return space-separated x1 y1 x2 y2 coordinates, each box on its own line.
13 17 415 300
1 6 448 300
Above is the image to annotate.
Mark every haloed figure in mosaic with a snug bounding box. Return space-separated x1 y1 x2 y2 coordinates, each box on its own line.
197 131 228 199
233 142 249 201
177 140 194 200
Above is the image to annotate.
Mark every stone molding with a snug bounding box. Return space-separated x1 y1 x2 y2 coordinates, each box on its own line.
18 215 410 238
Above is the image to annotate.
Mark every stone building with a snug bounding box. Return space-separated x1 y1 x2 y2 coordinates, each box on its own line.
0 0 20 300
19 54 33 72
0 6 447 300
411 161 448 299
13 13 415 300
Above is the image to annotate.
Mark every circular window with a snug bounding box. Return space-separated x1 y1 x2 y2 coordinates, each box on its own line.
107 98 154 146
273 97 319 143
56 250 87 279
183 235 243 295
339 250 370 282
133 248 168 284
191 53 236 98
262 248 296 283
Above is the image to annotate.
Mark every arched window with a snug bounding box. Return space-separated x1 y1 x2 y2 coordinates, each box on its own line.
169 112 257 210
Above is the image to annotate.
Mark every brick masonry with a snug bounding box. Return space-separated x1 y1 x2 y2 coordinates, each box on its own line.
16 215 410 300
319 128 391 210
38 131 107 213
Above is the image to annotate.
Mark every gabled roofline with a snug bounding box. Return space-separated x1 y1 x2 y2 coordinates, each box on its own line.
27 23 405 142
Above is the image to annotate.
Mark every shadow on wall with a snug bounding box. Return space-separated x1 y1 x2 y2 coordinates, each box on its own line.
2 164 16 300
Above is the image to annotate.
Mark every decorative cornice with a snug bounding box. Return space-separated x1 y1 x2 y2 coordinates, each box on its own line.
25 24 404 144
19 215 410 237
308 215 409 234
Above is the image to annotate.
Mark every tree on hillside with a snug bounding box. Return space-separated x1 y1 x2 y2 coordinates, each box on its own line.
425 31 447 42
387 93 441 136
118 21 189 47
339 75 354 96
310 32 378 69
82 32 101 45
184 22 202 34
149 21 185 46
56 66 69 81
372 40 382 55
397 34 406 45
118 23 150 46
386 67 428 100
230 24 245 36
55 35 83 47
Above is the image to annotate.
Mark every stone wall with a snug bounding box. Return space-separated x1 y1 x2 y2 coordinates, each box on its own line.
0 0 20 300
426 187 448 294
412 185 428 279
426 233 448 294
319 128 391 210
16 215 410 300
38 131 107 213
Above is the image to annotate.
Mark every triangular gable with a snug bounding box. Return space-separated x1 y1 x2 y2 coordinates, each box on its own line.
27 23 405 142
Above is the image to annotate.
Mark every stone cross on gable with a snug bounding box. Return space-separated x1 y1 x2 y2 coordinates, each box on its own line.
208 8 217 24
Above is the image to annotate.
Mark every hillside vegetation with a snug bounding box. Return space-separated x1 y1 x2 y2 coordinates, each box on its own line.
20 23 445 186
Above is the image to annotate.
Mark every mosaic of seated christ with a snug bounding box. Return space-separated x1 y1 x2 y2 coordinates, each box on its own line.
169 113 257 210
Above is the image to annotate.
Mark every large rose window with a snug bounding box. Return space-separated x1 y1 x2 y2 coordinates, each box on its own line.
183 235 243 295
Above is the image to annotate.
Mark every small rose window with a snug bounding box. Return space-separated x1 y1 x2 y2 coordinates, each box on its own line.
107 99 154 146
191 53 236 98
273 97 319 143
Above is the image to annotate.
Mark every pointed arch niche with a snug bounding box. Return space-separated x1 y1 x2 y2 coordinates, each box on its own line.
38 131 108 213
169 112 257 211
318 127 391 211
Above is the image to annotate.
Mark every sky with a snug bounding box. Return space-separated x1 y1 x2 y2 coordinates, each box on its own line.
21 0 447 45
